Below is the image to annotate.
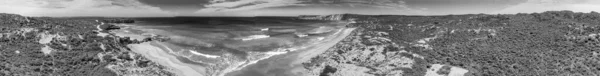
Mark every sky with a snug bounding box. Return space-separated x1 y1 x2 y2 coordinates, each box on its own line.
0 0 599 17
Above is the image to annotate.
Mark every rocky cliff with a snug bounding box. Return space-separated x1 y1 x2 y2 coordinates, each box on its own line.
298 14 347 21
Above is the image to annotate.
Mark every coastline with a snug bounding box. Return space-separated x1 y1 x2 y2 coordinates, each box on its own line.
112 23 219 76
112 20 357 76
292 28 357 64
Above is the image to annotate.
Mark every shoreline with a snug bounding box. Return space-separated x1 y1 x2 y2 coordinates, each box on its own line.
127 41 209 76
292 28 357 64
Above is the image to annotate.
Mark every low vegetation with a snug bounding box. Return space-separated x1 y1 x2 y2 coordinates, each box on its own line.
0 14 170 76
306 11 600 76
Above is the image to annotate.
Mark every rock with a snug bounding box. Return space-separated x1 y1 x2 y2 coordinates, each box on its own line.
99 24 121 31
150 35 170 42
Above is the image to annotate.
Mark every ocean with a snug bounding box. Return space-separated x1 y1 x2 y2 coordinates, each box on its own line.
112 17 355 76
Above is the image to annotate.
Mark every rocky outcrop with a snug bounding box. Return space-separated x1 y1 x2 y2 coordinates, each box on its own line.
99 24 121 31
321 14 346 21
142 35 170 42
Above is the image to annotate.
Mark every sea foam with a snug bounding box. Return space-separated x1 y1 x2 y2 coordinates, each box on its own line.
189 50 220 58
240 35 270 41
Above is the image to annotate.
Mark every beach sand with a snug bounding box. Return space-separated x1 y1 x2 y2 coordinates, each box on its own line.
128 41 209 76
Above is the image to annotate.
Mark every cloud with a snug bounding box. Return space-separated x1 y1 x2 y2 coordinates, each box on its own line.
197 0 303 12
400 0 528 15
0 0 174 17
193 0 426 16
8 0 577 17
198 0 411 12
137 0 210 14
494 0 600 14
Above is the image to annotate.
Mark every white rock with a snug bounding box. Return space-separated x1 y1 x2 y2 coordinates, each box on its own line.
100 43 106 51
449 67 469 76
424 64 445 76
41 45 53 55
38 33 56 44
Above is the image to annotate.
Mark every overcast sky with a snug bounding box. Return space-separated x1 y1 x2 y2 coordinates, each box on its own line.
0 0 599 17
